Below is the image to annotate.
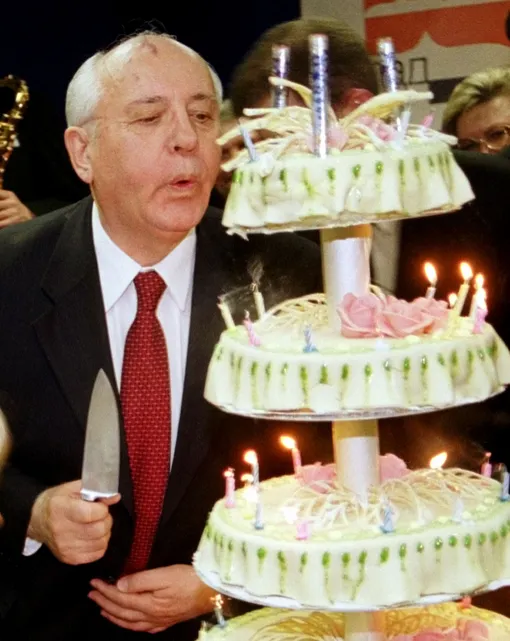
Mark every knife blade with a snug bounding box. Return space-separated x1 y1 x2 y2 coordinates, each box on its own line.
81 369 120 502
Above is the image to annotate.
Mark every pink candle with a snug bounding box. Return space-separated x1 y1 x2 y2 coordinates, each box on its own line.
224 468 235 508
279 435 302 474
243 311 261 347
296 519 310 540
481 452 492 478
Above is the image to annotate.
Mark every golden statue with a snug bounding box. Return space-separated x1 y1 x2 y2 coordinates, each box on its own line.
0 75 30 188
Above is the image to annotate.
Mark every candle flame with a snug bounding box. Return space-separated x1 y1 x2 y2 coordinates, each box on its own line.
280 435 296 450
430 451 447 469
460 262 473 282
241 473 253 484
243 450 257 465
474 273 484 289
223 468 234 478
448 292 458 308
424 262 437 286
212 594 223 608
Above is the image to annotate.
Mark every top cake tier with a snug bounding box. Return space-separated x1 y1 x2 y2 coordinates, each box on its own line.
219 89 474 235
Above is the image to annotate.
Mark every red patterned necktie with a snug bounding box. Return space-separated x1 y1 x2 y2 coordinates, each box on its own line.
121 271 171 574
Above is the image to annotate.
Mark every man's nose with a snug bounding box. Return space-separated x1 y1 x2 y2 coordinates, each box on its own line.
169 114 199 152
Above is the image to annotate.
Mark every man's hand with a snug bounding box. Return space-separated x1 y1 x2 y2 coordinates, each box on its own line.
28 480 120 565
0 189 34 228
88 565 216 633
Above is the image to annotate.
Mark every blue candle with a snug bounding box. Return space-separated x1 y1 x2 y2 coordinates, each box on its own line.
303 324 318 353
309 34 329 158
239 124 258 162
380 502 395 533
501 472 510 501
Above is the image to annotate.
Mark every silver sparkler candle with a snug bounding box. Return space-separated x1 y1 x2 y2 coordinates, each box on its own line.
271 44 290 109
309 34 329 158
376 37 400 93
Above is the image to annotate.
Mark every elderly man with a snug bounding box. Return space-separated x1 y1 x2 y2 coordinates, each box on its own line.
0 33 320 640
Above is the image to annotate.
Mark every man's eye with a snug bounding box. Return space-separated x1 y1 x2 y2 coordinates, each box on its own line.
192 112 213 124
137 114 161 124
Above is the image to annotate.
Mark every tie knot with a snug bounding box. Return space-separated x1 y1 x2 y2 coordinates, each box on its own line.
134 271 166 312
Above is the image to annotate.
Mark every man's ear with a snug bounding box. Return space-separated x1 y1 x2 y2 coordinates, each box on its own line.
64 126 94 184
335 88 374 118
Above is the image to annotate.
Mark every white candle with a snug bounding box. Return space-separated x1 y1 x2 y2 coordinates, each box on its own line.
452 262 473 318
251 284 266 319
244 450 259 487
296 519 310 540
424 261 437 299
279 435 302 474
224 468 235 508
469 274 484 318
448 293 457 309
218 299 235 330
254 492 264 530
212 595 226 628
452 496 464 523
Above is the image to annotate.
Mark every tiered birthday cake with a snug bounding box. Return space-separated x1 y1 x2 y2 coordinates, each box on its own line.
196 35 510 641
219 84 473 234
199 603 510 641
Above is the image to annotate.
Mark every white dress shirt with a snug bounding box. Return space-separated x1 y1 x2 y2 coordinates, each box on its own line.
24 203 196 555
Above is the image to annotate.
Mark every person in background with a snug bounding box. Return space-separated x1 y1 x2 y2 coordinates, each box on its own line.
210 99 239 207
442 66 510 154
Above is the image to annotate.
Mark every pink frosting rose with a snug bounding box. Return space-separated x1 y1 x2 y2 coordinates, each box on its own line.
297 463 336 492
391 619 489 641
357 114 397 142
380 453 410 481
338 293 449 339
337 292 385 338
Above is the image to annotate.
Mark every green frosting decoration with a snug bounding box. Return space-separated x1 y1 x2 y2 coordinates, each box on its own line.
490 531 499 544
478 348 485 361
300 365 309 406
428 155 436 171
303 169 314 197
434 537 443 551
414 157 420 175
364 363 373 378
257 547 267 572
352 164 361 179
241 542 247 558
450 350 458 379
420 356 429 403
383 360 391 372
479 533 487 546
234 355 243 399
398 159 405 184
467 350 474 380
322 552 332 603
322 551 331 568
281 363 289 390
399 544 407 571
352 551 368 600
250 172 255 184
449 535 458 548
342 552 351 580
403 357 411 381
380 547 390 564
279 168 288 192
250 362 259 407
320 364 329 385
464 534 472 549
501 525 508 538
265 362 272 387
277 551 287 594
327 168 336 195
417 542 424 553
215 346 224 362
300 552 308 574
375 161 384 176
438 353 446 366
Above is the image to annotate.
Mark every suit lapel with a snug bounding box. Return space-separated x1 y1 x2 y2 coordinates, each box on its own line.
158 214 232 526
32 198 134 516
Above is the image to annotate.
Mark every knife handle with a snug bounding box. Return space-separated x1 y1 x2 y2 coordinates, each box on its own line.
80 489 117 502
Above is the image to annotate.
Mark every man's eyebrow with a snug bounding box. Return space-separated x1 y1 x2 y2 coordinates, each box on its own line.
126 96 167 109
189 92 218 104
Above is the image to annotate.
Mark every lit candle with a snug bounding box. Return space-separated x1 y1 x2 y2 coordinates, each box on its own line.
224 468 235 508
239 124 258 162
421 110 435 129
243 311 261 347
296 518 310 540
429 451 447 469
251 283 266 319
481 452 492 477
218 298 235 330
254 492 264 530
244 450 259 487
280 435 302 474
380 500 395 533
501 472 510 501
303 324 318 353
424 262 437 299
469 274 484 318
212 595 226 628
452 262 473 318
448 293 458 309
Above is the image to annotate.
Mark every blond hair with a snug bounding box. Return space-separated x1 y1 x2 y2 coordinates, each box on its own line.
442 66 510 135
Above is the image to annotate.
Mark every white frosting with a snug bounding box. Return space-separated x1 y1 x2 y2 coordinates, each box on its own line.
196 470 510 608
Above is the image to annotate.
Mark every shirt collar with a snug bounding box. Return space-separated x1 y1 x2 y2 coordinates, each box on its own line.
92 202 196 313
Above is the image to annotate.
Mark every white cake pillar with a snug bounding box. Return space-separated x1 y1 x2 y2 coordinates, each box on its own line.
320 224 372 331
322 223 384 639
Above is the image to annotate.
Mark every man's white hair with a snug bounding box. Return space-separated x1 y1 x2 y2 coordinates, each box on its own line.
65 32 223 127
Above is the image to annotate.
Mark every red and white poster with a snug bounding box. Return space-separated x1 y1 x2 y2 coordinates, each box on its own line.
302 0 510 120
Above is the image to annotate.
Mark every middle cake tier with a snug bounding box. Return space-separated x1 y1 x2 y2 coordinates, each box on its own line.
195 467 510 609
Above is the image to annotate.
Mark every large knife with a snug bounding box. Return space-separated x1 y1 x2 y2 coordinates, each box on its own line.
81 369 120 502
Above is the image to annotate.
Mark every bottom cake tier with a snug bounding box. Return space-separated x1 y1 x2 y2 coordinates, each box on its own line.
197 602 510 640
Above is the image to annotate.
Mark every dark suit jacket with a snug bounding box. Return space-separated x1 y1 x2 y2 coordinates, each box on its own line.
0 197 322 640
